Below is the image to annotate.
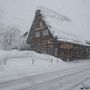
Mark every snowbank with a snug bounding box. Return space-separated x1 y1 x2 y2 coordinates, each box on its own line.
0 50 63 65
0 50 63 82
0 50 90 85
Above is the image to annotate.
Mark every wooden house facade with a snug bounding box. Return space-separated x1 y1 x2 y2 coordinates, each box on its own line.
27 8 90 61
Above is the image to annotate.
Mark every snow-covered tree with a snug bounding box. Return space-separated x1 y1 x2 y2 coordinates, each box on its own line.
18 32 31 50
0 25 31 51
0 25 22 50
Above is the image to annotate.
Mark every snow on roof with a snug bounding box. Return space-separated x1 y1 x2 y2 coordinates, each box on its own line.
36 7 88 46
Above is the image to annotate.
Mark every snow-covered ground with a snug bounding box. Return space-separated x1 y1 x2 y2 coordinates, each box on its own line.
0 50 90 90
0 50 63 82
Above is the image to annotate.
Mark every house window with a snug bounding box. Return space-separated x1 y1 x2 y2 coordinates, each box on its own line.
55 48 58 56
47 45 54 55
40 21 43 27
35 31 40 37
43 30 48 36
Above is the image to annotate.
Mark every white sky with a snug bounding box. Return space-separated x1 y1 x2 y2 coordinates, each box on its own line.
0 0 90 40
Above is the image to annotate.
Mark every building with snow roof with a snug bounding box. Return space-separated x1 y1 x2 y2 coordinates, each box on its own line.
27 7 90 60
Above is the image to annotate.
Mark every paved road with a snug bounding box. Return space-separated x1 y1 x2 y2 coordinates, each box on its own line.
0 63 90 90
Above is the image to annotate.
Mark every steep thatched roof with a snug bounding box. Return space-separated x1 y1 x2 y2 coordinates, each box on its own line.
36 7 89 46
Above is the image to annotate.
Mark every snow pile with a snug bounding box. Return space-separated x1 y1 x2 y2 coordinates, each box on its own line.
73 77 90 90
0 50 63 65
0 50 64 82
37 7 87 45
81 79 90 90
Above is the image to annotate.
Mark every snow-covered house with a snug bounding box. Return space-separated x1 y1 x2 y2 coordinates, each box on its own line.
27 7 90 60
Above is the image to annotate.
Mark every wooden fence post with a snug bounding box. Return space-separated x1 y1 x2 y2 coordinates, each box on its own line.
51 58 53 64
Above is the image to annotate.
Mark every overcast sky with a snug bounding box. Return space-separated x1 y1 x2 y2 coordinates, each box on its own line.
0 0 90 40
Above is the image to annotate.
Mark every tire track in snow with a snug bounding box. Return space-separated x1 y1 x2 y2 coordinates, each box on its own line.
0 63 90 90
20 64 90 90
